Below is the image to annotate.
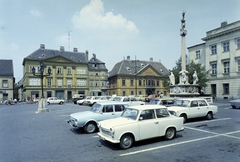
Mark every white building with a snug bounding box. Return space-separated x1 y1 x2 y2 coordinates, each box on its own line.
188 20 240 100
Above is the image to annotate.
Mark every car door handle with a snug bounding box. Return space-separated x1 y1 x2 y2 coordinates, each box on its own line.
154 122 159 124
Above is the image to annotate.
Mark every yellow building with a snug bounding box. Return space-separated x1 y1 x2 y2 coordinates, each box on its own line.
0 59 15 102
108 56 169 97
20 44 108 101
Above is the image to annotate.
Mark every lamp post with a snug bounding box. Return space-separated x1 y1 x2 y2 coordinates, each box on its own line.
32 60 51 113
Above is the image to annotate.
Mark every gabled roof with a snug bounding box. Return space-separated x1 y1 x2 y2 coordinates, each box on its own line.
88 54 108 71
0 59 14 76
108 58 169 77
22 45 87 65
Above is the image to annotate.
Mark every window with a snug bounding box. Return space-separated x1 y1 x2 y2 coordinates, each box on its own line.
156 108 169 118
223 42 230 52
115 105 125 112
122 91 126 96
77 68 86 74
57 67 62 74
238 60 240 72
140 110 155 120
237 38 240 49
130 79 134 86
77 79 86 86
131 91 134 95
57 79 62 86
223 62 230 73
211 63 217 75
67 79 72 86
47 78 52 86
29 78 40 86
156 80 159 86
223 84 229 95
211 45 217 54
102 105 113 113
196 50 200 59
67 67 72 74
2 80 8 88
122 78 126 86
138 79 142 86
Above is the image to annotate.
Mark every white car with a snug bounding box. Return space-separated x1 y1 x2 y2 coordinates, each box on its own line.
113 96 145 105
167 98 218 123
47 97 64 105
98 105 184 149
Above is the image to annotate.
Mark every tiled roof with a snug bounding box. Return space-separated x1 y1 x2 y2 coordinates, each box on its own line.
88 54 108 71
23 47 87 65
108 59 169 77
0 59 14 76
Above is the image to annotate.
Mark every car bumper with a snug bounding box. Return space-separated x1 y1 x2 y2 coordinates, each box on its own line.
67 119 78 127
98 132 119 144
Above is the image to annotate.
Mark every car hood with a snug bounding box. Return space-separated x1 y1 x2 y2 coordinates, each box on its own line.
99 117 135 128
229 99 240 103
70 111 100 120
167 106 188 112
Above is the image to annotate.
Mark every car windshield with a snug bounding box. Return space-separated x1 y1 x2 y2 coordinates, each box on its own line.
121 108 139 120
173 100 190 107
114 97 122 101
90 103 102 113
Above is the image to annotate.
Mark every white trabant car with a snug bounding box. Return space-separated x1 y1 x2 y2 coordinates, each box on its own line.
47 97 64 105
167 98 218 123
98 105 184 149
68 101 128 133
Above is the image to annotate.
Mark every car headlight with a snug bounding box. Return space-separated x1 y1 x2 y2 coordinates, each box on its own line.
110 128 115 138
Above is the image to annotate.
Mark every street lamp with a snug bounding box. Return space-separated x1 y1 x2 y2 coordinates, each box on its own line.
32 60 51 98
32 60 51 113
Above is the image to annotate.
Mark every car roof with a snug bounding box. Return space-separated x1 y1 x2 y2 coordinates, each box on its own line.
96 101 128 105
152 98 174 101
127 105 167 111
175 98 207 101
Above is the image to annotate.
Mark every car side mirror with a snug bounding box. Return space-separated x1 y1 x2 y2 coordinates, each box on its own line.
139 116 143 121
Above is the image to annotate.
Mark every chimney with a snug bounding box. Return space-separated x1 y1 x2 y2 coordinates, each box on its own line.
221 21 227 27
40 44 45 49
60 46 64 52
127 56 130 60
150 57 153 61
85 50 89 61
73 48 78 52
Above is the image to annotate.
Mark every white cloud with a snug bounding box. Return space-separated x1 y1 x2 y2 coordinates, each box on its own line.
30 9 42 17
71 0 139 39
55 34 69 45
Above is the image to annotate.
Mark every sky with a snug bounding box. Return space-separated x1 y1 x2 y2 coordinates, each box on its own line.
0 0 240 82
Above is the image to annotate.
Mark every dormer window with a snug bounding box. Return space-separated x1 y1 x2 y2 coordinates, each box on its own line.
126 67 131 71
141 63 145 67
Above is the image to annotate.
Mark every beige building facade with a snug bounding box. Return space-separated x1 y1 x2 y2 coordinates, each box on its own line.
188 20 240 99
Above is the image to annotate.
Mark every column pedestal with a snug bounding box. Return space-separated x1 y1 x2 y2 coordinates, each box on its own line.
36 98 50 113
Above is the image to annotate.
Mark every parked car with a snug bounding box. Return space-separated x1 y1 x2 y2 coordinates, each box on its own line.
229 99 240 109
83 96 108 106
72 94 85 104
149 98 175 107
67 101 127 133
47 97 64 105
77 96 91 105
113 96 145 105
167 98 218 123
98 105 184 149
135 95 147 101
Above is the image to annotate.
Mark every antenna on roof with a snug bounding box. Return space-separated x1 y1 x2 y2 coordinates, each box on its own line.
66 28 72 51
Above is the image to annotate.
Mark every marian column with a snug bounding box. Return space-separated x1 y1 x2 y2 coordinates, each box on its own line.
179 12 189 85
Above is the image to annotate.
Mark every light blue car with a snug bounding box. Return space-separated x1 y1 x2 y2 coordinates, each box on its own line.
67 101 127 133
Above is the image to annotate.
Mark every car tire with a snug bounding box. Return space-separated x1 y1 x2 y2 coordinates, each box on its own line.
59 101 63 105
120 134 133 149
180 114 187 123
165 127 176 140
84 122 97 134
47 102 50 105
206 112 213 120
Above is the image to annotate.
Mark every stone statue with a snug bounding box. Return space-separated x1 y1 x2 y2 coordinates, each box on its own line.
169 72 175 85
193 71 198 84
180 70 187 84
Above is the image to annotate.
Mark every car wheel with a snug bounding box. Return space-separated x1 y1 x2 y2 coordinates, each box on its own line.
47 102 50 105
84 122 97 134
206 112 213 120
59 101 63 105
165 127 176 140
180 114 187 123
120 134 133 149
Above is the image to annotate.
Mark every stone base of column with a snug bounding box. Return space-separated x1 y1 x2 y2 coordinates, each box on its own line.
36 98 50 113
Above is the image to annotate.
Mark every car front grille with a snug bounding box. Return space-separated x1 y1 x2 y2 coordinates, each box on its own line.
101 128 111 136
